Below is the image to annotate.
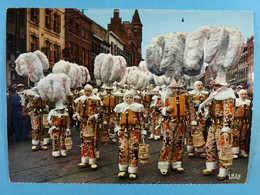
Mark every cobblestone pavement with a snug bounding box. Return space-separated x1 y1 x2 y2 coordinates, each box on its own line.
8 127 248 184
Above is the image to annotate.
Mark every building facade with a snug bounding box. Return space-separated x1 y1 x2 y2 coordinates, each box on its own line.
226 36 254 88
64 9 92 79
247 36 254 87
27 8 65 69
91 21 110 78
108 9 143 66
6 8 27 87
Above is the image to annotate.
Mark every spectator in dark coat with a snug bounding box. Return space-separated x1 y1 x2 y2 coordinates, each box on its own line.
10 86 28 141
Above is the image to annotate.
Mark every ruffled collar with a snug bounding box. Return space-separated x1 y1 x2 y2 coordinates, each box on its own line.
188 89 208 96
235 98 251 106
74 94 101 104
114 102 144 113
198 86 235 113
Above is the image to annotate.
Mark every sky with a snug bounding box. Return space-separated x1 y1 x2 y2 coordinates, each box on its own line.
83 8 254 60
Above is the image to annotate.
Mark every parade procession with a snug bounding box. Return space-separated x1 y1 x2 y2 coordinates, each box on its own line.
7 21 253 183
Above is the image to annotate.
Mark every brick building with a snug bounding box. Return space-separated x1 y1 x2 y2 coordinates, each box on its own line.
64 9 92 78
247 36 254 87
6 8 27 87
91 21 110 77
108 9 143 66
226 36 254 88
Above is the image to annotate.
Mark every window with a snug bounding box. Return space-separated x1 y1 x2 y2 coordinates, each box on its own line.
69 42 73 60
53 44 61 62
45 9 52 30
82 48 86 65
31 35 39 52
18 9 26 26
75 23 80 36
7 9 15 21
44 41 52 62
82 28 87 39
74 44 79 64
30 8 39 24
53 13 61 33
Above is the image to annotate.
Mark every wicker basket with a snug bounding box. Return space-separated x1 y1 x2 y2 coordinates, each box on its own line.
138 137 150 163
65 136 73 150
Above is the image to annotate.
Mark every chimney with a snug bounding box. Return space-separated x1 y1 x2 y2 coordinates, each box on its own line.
114 9 119 18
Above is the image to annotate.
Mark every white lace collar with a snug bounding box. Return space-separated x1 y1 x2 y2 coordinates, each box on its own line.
114 102 144 113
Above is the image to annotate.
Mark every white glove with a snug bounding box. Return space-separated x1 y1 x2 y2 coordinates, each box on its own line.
65 129 71 136
190 121 197 126
48 126 56 135
141 130 147 136
221 127 231 134
114 125 120 133
194 100 201 107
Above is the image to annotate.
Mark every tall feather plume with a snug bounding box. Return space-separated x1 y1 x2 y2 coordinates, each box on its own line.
146 32 188 78
53 61 84 88
148 72 155 85
68 63 81 88
146 34 165 76
100 54 113 83
118 56 127 81
84 67 91 83
94 53 126 86
205 26 244 81
138 60 149 74
222 26 244 69
52 60 71 75
37 73 71 102
163 32 188 77
117 66 138 87
24 53 44 82
33 50 49 70
15 53 29 76
127 69 149 90
109 56 126 83
153 75 171 86
183 26 212 76
94 53 107 86
15 51 49 83
79 66 91 84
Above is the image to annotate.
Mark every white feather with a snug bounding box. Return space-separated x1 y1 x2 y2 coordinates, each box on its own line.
146 32 188 77
94 53 107 86
138 61 148 74
146 34 165 76
127 69 149 90
222 26 244 69
53 60 71 75
33 50 49 70
183 26 212 76
37 73 71 102
24 53 44 82
15 53 29 76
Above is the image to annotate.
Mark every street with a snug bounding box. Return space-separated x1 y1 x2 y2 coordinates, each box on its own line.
8 127 248 184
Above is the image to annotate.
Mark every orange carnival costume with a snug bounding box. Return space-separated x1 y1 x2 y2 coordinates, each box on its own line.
25 88 50 151
232 89 251 158
48 102 70 157
101 85 117 143
37 73 72 158
158 83 196 175
74 84 101 169
149 92 164 141
187 81 209 158
198 80 236 180
112 90 146 179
